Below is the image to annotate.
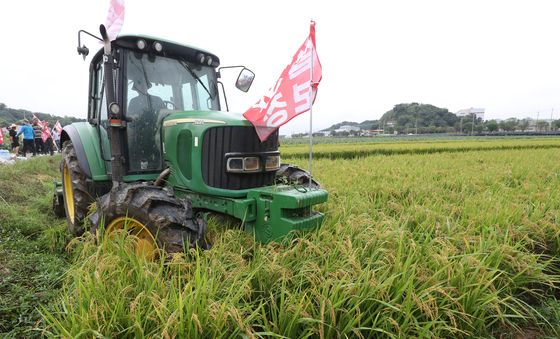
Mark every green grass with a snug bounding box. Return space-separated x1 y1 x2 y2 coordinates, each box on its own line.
0 156 69 338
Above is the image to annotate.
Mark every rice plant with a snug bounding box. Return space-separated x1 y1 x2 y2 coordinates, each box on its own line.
281 137 560 159
38 144 560 337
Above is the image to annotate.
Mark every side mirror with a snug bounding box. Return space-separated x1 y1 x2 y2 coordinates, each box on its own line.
77 29 102 61
235 68 255 92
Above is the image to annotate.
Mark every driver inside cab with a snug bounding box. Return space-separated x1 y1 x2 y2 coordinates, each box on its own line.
127 78 165 119
126 77 165 171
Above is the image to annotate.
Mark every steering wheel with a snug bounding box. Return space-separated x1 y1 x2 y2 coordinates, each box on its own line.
163 101 177 110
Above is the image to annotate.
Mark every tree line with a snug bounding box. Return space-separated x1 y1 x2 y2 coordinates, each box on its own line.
0 103 85 128
320 103 560 135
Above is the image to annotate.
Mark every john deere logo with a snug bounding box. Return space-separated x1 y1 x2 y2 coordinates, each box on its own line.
163 118 226 127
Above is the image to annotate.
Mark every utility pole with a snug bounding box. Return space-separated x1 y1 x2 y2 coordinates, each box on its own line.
471 113 475 135
460 117 463 134
550 108 554 131
536 111 540 133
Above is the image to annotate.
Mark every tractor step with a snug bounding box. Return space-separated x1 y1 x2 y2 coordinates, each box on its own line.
52 181 66 217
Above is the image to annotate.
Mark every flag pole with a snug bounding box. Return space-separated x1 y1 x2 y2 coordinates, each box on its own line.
308 20 314 188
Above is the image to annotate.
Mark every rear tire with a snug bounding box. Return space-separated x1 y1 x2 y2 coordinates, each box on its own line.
89 182 209 255
275 164 321 189
61 140 93 236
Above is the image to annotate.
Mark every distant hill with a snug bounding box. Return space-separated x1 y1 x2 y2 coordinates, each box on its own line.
0 103 85 128
380 103 459 133
323 103 463 134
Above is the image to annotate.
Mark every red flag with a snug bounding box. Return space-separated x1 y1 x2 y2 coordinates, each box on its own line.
33 114 45 129
105 0 125 41
54 121 63 134
244 21 322 142
0 128 3 145
42 126 52 143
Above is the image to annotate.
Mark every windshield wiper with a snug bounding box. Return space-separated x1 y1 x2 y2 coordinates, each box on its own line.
180 60 214 99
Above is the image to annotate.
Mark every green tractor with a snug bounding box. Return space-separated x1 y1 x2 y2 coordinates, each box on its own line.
53 25 327 255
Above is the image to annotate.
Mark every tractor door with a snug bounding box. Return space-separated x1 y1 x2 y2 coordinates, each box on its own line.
88 54 114 175
123 51 168 173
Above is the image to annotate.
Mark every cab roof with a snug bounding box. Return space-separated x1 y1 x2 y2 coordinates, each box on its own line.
91 34 220 67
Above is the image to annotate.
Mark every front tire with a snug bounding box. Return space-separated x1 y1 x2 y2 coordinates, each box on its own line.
61 140 93 236
89 182 209 256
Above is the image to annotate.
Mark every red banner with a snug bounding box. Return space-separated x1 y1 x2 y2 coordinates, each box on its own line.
54 121 62 134
244 21 322 142
105 0 125 41
0 127 3 145
33 114 45 129
42 124 52 143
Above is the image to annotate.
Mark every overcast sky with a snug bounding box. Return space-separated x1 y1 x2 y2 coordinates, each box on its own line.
1 0 560 134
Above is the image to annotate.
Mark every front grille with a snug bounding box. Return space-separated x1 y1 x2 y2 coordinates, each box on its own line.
202 126 279 190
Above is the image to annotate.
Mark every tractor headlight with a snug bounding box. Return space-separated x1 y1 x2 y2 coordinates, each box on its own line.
137 39 147 50
226 156 260 173
226 153 279 173
196 52 205 64
226 158 243 172
153 41 163 52
243 157 260 172
109 102 121 115
265 155 280 171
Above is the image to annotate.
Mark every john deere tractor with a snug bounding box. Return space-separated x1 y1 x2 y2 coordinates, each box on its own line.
53 25 327 254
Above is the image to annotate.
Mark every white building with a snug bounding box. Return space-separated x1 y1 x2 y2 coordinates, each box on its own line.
334 125 361 133
456 108 485 120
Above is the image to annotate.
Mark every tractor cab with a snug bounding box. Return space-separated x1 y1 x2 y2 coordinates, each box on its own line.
86 35 253 175
123 46 219 172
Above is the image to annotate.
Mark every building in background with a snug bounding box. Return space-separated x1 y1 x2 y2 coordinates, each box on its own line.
456 108 485 120
334 125 361 133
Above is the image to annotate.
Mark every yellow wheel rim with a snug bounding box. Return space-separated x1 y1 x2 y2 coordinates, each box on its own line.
63 163 75 223
106 217 158 259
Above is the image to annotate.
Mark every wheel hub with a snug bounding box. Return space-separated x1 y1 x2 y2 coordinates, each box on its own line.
106 216 158 259
63 163 75 223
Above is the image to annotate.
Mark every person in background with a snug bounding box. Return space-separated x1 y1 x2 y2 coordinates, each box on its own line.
17 119 35 157
32 118 44 155
8 124 19 156
42 121 55 156
51 127 61 152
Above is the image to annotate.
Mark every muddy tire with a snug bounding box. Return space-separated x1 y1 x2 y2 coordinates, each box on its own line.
89 182 209 254
275 164 321 189
61 140 93 236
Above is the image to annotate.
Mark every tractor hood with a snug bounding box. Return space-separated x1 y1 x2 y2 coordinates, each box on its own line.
162 110 251 128
162 110 280 198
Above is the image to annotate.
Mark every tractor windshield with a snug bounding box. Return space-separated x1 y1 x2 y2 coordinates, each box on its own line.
124 50 219 172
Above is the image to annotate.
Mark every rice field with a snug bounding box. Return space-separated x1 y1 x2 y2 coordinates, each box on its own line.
281 137 560 159
3 137 560 337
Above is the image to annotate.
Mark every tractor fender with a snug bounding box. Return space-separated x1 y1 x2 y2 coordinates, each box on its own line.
60 122 108 180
